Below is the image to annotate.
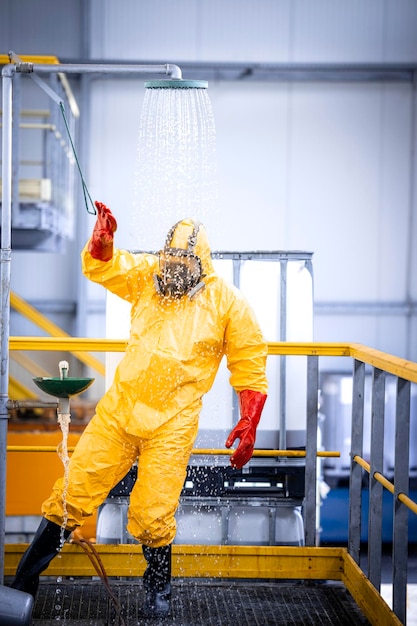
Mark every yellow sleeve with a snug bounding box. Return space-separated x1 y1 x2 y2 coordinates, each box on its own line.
223 287 268 395
81 243 157 303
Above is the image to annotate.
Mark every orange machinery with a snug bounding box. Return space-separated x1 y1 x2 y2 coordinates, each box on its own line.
6 428 97 539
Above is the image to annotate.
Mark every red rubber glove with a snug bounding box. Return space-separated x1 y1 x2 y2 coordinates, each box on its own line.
88 201 117 261
225 389 267 469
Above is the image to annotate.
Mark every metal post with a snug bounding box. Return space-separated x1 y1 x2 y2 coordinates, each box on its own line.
305 355 319 546
279 259 287 449
393 377 410 623
232 259 241 427
11 73 21 226
0 63 15 584
74 73 91 340
348 359 365 563
368 367 385 590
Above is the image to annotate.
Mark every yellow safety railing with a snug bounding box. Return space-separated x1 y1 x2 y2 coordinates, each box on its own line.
6 336 416 625
8 336 417 517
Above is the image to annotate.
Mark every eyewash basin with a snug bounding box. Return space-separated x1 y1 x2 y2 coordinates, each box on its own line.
33 377 95 398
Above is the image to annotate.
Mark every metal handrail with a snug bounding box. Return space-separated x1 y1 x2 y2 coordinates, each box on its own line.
10 336 417 380
353 455 417 515
6 445 340 458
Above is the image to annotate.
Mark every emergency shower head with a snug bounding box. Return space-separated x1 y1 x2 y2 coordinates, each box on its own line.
145 79 208 89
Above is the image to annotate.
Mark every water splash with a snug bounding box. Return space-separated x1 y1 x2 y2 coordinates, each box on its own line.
130 86 218 250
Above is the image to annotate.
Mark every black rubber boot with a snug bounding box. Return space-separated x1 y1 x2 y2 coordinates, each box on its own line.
11 517 71 598
142 544 172 618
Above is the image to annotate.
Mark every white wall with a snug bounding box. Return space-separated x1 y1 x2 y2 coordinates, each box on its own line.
2 0 417 371
88 0 417 64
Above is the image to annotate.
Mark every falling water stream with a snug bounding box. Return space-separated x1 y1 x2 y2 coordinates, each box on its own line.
56 361 71 546
130 85 218 250
57 411 71 545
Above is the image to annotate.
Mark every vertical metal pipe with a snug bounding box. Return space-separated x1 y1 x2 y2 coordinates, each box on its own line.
232 259 241 427
348 359 365 563
279 260 287 449
11 74 21 226
0 64 15 583
305 354 319 546
368 367 385 591
49 74 60 230
404 82 417 361
74 74 91 339
393 377 410 623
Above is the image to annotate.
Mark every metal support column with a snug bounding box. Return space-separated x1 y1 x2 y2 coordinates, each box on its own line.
393 377 411 623
305 355 319 546
368 367 385 590
348 359 365 564
0 63 14 584
279 259 287 449
231 259 241 427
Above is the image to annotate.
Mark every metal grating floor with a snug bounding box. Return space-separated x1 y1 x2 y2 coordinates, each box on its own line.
31 579 371 626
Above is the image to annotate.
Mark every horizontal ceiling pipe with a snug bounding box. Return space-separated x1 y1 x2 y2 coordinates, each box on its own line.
49 58 417 83
32 63 182 77
6 52 182 79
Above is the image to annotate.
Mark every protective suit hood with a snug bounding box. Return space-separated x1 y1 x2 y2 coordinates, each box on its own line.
169 218 214 277
154 218 214 299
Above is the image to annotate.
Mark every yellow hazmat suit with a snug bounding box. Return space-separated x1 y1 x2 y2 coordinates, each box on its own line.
42 217 268 546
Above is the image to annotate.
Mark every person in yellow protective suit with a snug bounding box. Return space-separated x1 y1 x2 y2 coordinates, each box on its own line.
11 201 268 619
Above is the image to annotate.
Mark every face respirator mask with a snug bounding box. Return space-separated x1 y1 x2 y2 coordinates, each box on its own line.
153 221 206 300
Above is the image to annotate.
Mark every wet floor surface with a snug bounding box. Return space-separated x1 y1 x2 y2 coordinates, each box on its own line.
31 579 371 626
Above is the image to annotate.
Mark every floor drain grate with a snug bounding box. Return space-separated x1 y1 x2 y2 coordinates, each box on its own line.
32 579 371 625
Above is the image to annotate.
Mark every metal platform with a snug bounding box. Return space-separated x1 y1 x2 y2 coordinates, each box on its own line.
31 579 370 626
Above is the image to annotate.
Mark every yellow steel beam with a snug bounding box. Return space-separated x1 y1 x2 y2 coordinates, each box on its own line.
8 375 38 401
9 337 417 384
4 544 345 580
267 341 417 383
9 353 51 400
349 342 417 384
0 55 60 65
266 342 352 357
342 551 402 626
8 338 354 355
11 351 50 378
9 336 127 353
